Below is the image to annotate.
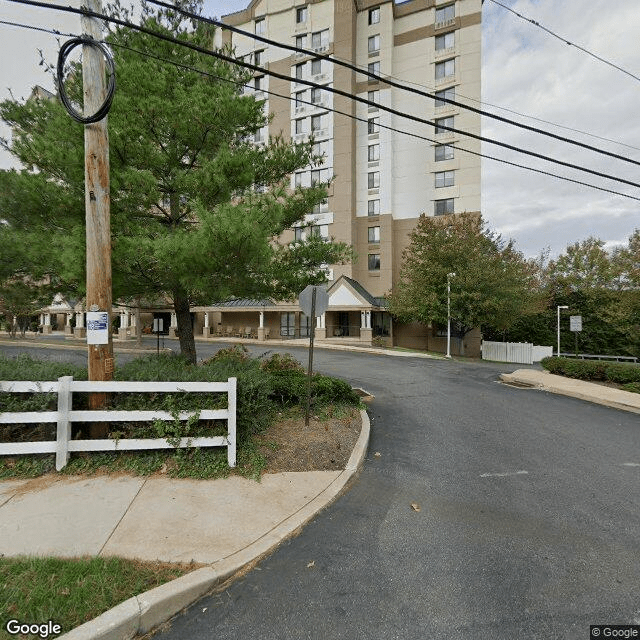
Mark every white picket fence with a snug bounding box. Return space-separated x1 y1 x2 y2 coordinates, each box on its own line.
0 377 236 470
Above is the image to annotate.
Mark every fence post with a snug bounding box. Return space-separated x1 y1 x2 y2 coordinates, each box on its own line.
227 377 237 468
56 376 73 471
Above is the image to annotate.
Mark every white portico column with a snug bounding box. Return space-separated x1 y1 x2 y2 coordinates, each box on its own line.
360 310 373 344
118 310 130 340
43 312 52 334
65 312 73 337
75 311 86 338
203 312 210 338
257 310 266 341
169 312 178 338
315 312 327 340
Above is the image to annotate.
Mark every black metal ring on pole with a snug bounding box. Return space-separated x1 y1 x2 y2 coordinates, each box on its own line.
57 36 116 124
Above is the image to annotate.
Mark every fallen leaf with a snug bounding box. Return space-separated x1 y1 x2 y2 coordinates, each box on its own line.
374 452 381 458
307 560 315 568
410 503 421 513
202 607 207 613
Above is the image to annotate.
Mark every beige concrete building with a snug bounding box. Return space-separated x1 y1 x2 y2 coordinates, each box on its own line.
31 1 482 355
210 0 482 354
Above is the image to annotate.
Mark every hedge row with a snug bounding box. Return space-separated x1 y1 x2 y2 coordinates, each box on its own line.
540 357 640 384
0 350 361 444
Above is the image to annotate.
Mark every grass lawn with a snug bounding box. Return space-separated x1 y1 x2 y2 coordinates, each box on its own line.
0 556 195 639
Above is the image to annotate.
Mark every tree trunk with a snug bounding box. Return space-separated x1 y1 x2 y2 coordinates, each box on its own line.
173 287 197 364
135 297 142 347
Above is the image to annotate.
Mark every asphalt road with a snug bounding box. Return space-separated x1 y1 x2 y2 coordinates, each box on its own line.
2 339 639 639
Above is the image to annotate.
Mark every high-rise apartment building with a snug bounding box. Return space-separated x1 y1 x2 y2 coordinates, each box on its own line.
211 0 482 352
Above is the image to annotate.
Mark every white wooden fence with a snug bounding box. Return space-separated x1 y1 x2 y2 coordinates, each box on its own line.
481 341 554 364
0 377 236 470
481 341 533 365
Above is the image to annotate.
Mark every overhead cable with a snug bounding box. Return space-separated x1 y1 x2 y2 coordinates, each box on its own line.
487 0 640 84
107 39 640 204
147 0 640 169
7 0 640 191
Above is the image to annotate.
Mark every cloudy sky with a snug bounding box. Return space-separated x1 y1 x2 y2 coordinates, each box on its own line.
0 0 638 258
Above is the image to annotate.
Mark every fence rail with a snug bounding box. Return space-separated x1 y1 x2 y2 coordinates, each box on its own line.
0 376 236 470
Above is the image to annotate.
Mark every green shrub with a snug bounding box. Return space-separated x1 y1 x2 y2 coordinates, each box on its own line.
623 382 640 394
268 370 360 406
202 345 250 364
260 352 304 373
541 356 640 384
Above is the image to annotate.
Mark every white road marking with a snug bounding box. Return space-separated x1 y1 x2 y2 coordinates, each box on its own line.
480 470 529 478
621 463 640 467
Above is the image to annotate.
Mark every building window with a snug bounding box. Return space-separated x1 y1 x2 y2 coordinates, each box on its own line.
254 50 264 66
368 35 380 53
294 227 304 242
295 172 304 188
368 171 380 189
311 114 323 132
311 87 322 104
296 34 306 49
434 198 454 216
295 118 304 134
296 63 305 80
368 199 380 216
368 61 380 77
435 31 455 51
435 170 455 188
435 116 454 134
254 76 263 91
255 17 265 34
311 29 329 51
295 91 305 108
368 90 379 107
368 144 380 162
368 7 380 24
368 118 379 134
435 58 455 80
311 169 321 184
296 6 307 23
311 58 322 76
435 144 454 161
435 86 455 108
368 253 381 271
368 226 380 243
435 4 455 23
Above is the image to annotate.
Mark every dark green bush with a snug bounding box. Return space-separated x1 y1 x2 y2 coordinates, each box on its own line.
260 352 304 373
268 370 360 406
541 356 640 384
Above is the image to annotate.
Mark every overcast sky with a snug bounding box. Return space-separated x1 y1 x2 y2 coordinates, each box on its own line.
0 0 638 258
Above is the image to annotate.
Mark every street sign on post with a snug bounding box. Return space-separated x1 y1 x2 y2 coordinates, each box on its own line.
570 316 582 332
299 286 329 427
299 285 329 318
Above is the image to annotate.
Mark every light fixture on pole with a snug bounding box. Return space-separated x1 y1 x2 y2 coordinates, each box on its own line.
557 305 569 357
447 272 456 358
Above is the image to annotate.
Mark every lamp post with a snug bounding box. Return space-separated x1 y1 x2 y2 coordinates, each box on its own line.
447 272 456 358
557 305 569 357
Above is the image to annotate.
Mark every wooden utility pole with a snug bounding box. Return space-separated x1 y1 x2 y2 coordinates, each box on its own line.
82 0 113 426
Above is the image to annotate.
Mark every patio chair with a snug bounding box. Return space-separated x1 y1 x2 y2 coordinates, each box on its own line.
242 326 253 339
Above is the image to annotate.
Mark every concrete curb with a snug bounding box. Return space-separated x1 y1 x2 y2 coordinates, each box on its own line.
58 409 371 640
500 370 640 415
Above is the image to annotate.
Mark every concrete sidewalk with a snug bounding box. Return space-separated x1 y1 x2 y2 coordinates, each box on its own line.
500 369 640 415
0 411 370 640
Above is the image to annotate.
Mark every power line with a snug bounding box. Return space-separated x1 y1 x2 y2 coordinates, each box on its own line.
147 0 640 170
106 39 640 204
0 18 75 37
3 18 630 203
7 0 640 192
487 0 640 84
